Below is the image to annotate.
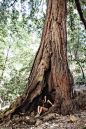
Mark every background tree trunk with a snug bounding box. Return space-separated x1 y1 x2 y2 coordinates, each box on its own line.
0 46 10 84
3 0 74 119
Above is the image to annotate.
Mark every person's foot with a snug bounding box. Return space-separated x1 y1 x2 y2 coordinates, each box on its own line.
35 113 40 118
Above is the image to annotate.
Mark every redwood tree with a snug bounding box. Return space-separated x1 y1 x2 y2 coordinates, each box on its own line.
2 0 82 119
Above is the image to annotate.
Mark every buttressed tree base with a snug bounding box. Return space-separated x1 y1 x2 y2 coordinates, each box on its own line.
0 0 86 122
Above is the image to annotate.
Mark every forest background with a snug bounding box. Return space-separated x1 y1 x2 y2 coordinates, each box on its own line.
0 0 86 109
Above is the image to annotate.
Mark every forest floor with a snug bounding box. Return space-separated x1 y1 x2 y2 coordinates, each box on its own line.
0 84 86 129
0 110 86 129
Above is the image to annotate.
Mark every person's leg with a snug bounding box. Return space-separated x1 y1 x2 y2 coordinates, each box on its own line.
35 106 41 118
42 107 48 112
39 106 48 114
35 106 48 118
39 107 42 114
38 106 41 114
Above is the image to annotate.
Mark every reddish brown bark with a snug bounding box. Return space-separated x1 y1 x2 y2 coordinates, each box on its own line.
2 0 74 119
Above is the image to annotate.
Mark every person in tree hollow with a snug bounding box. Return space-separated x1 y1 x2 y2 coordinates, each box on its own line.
35 95 54 117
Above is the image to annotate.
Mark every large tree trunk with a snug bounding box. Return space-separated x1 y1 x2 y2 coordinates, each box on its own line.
3 0 75 119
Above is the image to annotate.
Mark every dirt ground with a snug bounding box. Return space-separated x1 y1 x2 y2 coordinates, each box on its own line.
0 110 86 129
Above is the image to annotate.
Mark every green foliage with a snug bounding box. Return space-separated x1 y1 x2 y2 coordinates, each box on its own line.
82 126 86 129
83 10 86 16
75 68 81 73
67 1 86 80
0 7 41 106
0 28 40 105
75 75 86 85
79 0 86 17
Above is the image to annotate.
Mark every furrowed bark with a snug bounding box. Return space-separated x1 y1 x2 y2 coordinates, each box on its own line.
2 0 75 120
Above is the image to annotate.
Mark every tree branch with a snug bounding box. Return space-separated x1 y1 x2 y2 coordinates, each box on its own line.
75 0 86 29
0 0 5 8
0 0 16 9
7 0 17 8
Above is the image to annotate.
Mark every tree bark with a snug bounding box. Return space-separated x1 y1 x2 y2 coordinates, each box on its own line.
3 0 74 119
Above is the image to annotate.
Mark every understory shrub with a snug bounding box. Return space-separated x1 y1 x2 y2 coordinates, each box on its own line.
75 75 86 85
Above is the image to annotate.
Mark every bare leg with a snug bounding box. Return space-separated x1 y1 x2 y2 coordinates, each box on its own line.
35 106 41 118
39 107 48 114
38 106 41 114
39 107 42 114
42 107 48 112
35 106 48 117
